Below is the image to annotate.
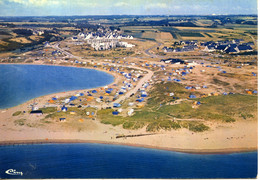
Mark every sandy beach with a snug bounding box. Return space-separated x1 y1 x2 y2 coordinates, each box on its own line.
0 62 258 154
0 109 257 154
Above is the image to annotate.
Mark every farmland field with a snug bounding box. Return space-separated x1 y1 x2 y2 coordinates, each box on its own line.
204 33 213 38
158 27 179 39
158 32 173 41
141 31 157 41
178 32 205 37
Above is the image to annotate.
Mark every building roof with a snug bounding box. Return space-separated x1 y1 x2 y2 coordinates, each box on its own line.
237 45 252 51
215 45 227 50
225 46 238 53
160 58 184 64
30 110 43 114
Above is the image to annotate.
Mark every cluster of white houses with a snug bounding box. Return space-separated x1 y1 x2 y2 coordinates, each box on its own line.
72 30 135 51
162 39 253 54
201 39 253 54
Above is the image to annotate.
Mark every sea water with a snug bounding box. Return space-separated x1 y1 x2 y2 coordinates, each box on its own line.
0 64 114 109
0 143 257 179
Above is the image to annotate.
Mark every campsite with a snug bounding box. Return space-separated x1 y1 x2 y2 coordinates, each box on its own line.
0 14 257 154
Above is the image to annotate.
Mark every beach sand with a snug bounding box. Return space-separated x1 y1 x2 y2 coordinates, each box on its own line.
0 111 257 153
0 64 257 154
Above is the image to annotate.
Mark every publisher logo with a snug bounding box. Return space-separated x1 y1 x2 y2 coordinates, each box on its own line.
5 169 23 176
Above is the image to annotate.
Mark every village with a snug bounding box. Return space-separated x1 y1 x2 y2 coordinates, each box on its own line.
0 15 257 152
1 28 257 132
0 0 257 177
72 27 135 51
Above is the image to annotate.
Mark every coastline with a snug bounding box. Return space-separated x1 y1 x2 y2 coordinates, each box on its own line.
0 63 119 110
0 63 257 155
0 139 257 154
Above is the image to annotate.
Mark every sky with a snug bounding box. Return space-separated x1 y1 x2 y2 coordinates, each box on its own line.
0 0 257 16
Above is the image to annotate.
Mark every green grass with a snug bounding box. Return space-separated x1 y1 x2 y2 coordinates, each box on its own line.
98 109 124 126
12 111 22 116
98 82 258 132
39 107 57 113
240 113 254 120
44 107 96 119
178 32 204 37
97 82 205 132
14 119 26 126
212 78 230 86
146 82 197 108
184 122 209 132
158 27 179 39
218 73 251 81
160 94 256 123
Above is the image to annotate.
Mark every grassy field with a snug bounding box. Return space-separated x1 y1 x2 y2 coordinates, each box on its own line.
97 82 257 132
195 19 214 26
178 32 205 37
158 32 173 41
120 24 257 43
157 27 179 39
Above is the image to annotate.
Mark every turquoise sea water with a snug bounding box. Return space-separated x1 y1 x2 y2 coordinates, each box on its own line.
0 64 114 109
0 143 257 179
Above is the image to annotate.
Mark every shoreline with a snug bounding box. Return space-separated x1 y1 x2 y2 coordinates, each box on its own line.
0 63 257 156
0 139 257 154
0 62 119 110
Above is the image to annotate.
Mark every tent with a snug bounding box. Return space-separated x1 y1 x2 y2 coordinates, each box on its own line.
113 103 121 108
52 97 57 100
136 98 144 102
61 106 67 112
48 100 55 103
112 111 119 115
141 92 147 97
64 99 70 103
59 118 66 122
92 90 97 93
69 96 77 101
189 95 196 98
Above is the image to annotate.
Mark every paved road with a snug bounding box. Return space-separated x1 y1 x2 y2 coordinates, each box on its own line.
247 34 257 46
51 42 154 107
144 42 163 58
51 43 82 60
112 67 153 105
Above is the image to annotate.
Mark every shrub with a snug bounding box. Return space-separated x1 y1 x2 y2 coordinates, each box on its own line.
187 123 209 132
12 111 22 116
146 122 160 132
14 119 26 126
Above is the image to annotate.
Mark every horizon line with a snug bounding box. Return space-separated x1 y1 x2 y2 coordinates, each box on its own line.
0 14 257 17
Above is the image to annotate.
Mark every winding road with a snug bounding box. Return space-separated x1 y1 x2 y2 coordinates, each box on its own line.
50 42 154 107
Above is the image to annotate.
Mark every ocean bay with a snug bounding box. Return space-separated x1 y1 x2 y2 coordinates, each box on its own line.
0 64 114 109
0 143 257 179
